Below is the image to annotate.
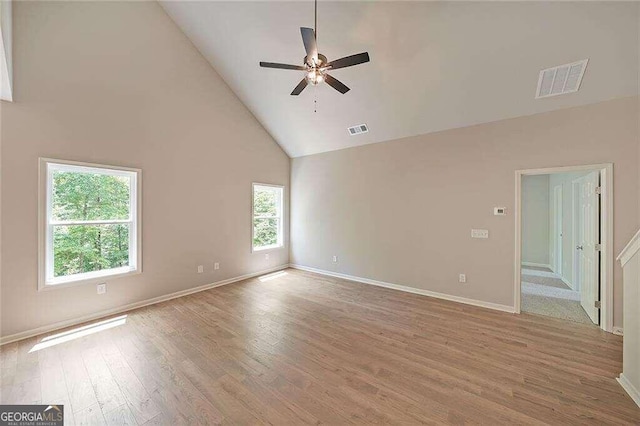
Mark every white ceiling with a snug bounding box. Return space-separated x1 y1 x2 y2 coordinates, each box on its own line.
160 1 639 158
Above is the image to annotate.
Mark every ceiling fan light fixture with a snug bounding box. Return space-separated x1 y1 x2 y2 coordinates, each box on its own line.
306 69 326 85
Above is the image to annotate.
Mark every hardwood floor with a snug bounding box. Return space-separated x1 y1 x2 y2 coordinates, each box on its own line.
1 268 638 425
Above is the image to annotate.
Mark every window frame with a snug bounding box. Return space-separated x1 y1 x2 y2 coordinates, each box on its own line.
38 158 142 291
251 182 284 253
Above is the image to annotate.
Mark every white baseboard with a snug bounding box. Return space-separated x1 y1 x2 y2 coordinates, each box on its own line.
617 374 640 407
521 268 558 279
0 264 289 346
522 262 552 269
289 264 515 314
612 327 624 336
560 276 574 289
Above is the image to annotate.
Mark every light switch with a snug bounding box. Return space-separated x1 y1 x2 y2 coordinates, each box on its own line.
471 229 489 239
494 207 506 216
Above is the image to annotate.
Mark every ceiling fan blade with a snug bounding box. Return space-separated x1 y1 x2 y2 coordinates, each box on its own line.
260 62 306 71
324 74 350 94
300 27 318 63
291 78 308 96
327 52 370 70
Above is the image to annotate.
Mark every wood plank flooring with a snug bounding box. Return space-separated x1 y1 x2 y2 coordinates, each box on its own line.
1 268 639 425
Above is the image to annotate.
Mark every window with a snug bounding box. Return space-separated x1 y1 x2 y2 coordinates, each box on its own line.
252 183 284 251
39 159 141 289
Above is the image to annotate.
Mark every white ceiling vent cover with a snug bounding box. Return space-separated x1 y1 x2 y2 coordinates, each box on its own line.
536 59 588 99
348 124 368 136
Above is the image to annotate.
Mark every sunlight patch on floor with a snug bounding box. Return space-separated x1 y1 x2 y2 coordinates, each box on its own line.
29 315 127 352
258 271 288 282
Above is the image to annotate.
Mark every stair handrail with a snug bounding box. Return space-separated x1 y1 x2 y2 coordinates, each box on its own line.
617 228 640 267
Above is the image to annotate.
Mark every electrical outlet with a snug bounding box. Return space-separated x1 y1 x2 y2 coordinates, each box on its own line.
97 283 107 294
197 265 204 273
265 253 270 260
459 274 466 283
214 262 219 270
332 255 338 263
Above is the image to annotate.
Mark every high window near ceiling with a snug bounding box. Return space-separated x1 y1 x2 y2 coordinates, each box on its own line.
39 159 141 289
252 183 283 252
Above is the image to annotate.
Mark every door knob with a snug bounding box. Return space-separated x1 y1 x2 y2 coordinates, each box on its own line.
576 245 583 250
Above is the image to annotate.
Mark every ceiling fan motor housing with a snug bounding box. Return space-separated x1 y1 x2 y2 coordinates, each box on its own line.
305 53 328 68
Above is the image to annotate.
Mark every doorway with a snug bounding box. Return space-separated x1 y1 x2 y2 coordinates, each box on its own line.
515 164 613 332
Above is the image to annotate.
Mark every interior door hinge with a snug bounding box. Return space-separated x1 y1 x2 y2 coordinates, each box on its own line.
595 243 602 251
595 300 602 309
595 186 602 195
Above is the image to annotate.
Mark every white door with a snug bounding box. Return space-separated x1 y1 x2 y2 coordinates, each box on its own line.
552 185 563 275
577 172 599 324
571 181 581 292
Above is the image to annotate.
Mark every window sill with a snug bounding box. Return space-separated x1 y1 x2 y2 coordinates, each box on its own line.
39 267 140 291
252 244 285 254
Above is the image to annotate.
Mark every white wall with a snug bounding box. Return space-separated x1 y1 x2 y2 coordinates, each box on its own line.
0 1 290 338
291 97 638 328
522 175 550 266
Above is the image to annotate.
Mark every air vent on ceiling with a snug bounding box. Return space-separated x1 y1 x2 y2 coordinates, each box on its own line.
348 124 368 136
535 59 588 99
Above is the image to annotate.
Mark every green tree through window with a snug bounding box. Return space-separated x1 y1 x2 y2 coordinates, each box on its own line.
252 185 283 250
52 171 131 277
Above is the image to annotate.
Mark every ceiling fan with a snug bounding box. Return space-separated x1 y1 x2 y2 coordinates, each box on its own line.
259 0 370 96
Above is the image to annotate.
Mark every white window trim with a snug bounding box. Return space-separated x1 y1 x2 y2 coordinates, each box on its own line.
251 182 285 253
38 158 142 291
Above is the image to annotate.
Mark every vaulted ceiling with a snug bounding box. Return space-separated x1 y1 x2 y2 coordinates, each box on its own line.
160 1 638 158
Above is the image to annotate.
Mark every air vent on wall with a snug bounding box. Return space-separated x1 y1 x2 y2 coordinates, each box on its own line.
348 124 368 136
536 59 588 99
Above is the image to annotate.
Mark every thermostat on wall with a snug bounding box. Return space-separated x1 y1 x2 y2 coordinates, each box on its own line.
471 229 489 239
494 207 506 216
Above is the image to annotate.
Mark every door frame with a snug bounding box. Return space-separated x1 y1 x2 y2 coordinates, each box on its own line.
514 163 613 333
